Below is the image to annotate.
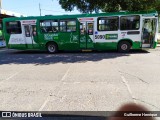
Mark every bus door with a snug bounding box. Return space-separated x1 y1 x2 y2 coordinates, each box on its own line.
23 24 38 49
79 21 94 49
142 18 157 48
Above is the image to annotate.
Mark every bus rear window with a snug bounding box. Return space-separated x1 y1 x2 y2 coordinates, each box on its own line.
6 21 22 34
120 16 140 30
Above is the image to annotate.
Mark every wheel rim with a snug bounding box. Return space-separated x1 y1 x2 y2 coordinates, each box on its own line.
121 44 128 51
48 44 55 53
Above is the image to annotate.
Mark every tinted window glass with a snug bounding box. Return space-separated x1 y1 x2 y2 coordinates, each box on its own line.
40 20 58 33
120 16 140 30
60 19 76 32
60 21 66 32
98 17 119 31
6 21 22 34
51 21 59 32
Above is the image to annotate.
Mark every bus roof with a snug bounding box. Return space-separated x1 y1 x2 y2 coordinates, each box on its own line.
3 10 158 22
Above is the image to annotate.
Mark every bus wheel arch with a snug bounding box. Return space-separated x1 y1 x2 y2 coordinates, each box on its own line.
46 41 58 53
117 39 133 53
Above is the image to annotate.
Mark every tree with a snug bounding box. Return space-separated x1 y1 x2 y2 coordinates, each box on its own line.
59 0 105 13
58 0 160 13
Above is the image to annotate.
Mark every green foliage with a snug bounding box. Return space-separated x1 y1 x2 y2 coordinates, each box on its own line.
58 0 160 13
59 0 104 13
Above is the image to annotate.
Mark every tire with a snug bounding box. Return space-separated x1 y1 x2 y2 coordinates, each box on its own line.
47 42 58 53
118 41 131 53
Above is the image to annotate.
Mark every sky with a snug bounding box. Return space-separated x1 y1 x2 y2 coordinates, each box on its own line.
2 0 80 16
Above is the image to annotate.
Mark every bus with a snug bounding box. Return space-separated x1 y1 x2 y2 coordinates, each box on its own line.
2 11 159 53
0 9 24 48
0 23 6 47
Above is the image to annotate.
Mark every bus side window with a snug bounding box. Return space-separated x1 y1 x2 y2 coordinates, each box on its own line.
60 19 76 32
51 20 58 32
98 17 119 31
67 20 76 32
41 27 47 33
40 20 58 33
6 21 22 34
47 27 53 33
120 16 140 30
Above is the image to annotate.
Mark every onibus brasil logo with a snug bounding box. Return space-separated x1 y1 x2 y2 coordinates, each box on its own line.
2 112 42 118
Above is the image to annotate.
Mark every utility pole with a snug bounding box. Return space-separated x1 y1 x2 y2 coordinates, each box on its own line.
39 3 42 16
0 0 2 9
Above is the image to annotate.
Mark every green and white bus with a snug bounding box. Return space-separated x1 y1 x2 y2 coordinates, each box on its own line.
2 11 159 53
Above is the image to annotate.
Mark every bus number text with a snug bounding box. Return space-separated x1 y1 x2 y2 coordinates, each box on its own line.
95 35 105 39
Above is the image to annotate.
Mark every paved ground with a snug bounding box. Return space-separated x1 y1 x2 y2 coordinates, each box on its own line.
0 47 160 113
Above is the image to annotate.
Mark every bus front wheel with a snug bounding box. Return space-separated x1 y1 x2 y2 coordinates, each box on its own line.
47 43 58 53
118 41 131 53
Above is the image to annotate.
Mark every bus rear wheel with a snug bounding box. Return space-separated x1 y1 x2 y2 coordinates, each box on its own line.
118 41 131 53
47 43 58 53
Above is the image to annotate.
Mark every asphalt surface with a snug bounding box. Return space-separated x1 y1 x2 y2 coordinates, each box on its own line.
0 47 160 114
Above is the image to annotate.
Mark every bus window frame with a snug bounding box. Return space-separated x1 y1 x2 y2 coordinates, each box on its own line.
97 16 119 31
59 19 77 33
51 20 59 33
6 21 22 34
40 19 59 33
120 15 140 31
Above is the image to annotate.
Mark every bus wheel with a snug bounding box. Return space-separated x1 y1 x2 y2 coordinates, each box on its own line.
47 43 58 53
118 41 131 53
